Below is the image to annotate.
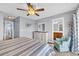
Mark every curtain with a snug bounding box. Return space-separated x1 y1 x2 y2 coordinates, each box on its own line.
72 14 78 52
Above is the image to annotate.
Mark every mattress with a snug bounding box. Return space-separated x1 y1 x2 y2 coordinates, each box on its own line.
0 37 52 56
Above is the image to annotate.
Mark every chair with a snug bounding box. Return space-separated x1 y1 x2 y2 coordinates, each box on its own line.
55 37 71 52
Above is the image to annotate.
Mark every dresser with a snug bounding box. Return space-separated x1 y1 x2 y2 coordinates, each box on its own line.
33 31 48 43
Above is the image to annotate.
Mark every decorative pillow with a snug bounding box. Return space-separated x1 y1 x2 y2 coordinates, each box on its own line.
55 37 65 45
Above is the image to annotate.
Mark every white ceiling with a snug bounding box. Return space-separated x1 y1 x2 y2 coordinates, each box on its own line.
0 3 78 20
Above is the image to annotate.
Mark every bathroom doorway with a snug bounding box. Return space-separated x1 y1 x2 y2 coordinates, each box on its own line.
3 20 14 40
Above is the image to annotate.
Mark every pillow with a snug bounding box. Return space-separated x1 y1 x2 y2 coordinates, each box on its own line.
55 37 65 45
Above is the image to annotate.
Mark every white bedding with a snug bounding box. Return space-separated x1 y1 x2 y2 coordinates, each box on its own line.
0 37 52 56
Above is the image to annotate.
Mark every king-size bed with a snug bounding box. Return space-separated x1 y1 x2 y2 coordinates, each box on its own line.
0 37 52 56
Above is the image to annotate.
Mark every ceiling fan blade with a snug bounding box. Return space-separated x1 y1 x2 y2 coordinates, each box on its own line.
35 8 44 12
27 14 30 16
17 8 27 11
35 13 39 16
27 3 33 8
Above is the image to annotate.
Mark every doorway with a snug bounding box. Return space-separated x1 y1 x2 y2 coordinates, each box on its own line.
3 20 14 40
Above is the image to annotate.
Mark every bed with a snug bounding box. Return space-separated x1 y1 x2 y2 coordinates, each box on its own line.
0 37 52 56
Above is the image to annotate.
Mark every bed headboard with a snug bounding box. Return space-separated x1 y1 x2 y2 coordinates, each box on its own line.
53 32 63 39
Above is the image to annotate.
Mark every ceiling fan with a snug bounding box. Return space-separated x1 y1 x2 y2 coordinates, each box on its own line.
17 3 44 16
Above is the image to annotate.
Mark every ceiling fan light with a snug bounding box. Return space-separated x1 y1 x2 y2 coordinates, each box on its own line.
28 11 35 15
28 7 35 15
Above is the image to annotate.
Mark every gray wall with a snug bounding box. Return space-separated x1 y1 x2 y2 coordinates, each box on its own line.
14 17 20 38
0 12 4 40
0 10 75 40
36 10 75 39
19 17 36 39
14 16 36 39
0 11 37 40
